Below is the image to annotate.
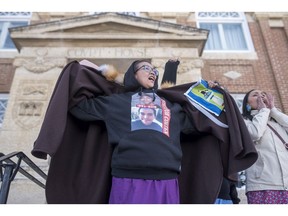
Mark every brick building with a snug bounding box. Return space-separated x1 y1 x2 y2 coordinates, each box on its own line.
0 12 288 203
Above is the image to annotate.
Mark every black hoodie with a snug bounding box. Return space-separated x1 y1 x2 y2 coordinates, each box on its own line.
70 60 194 180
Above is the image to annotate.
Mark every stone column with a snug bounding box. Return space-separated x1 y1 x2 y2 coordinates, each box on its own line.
0 47 67 203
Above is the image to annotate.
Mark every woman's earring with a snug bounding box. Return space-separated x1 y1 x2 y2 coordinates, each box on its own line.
246 104 251 112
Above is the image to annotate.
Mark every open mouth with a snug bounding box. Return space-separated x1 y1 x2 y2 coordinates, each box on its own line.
148 75 155 82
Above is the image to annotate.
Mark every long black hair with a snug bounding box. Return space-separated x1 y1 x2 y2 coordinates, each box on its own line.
242 89 255 121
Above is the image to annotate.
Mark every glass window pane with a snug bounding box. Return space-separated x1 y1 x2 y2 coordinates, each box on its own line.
223 23 247 50
200 23 222 50
1 21 28 49
0 22 5 47
9 21 27 28
3 33 15 49
0 98 8 126
197 12 253 52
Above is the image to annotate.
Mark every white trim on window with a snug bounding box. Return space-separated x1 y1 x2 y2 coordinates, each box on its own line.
0 12 32 19
196 12 255 53
0 94 9 127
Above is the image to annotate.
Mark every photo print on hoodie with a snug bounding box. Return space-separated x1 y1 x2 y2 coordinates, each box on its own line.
131 92 170 136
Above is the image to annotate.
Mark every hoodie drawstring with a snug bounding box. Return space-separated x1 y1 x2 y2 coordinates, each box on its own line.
138 87 143 97
152 89 156 102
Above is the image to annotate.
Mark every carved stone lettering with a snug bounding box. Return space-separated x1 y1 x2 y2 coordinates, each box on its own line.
67 48 146 58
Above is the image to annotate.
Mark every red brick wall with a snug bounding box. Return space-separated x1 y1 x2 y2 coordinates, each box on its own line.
200 16 288 112
1 13 288 113
258 17 288 112
0 59 15 93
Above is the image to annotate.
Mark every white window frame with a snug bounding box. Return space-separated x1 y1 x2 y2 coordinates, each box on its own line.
0 12 31 51
196 12 255 53
0 94 9 128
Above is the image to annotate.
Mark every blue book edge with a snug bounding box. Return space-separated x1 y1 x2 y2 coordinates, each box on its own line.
184 79 224 116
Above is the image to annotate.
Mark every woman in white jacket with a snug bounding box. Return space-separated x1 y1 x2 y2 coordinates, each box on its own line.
242 89 288 204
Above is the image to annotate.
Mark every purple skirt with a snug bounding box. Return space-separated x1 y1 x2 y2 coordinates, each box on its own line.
109 177 180 204
247 190 288 204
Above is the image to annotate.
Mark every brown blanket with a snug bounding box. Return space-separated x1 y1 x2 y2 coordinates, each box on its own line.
32 61 257 204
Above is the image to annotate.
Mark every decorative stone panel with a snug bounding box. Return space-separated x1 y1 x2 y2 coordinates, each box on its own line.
12 80 54 129
13 48 67 73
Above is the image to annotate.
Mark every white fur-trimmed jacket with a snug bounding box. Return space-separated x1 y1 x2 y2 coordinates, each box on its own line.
244 107 288 192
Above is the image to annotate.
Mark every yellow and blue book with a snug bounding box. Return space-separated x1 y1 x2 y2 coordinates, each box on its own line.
184 79 224 116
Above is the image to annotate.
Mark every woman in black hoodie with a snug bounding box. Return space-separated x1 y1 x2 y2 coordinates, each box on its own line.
70 59 195 204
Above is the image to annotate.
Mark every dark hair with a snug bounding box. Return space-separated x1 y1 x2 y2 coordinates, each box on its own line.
138 107 156 117
133 59 151 73
242 89 255 120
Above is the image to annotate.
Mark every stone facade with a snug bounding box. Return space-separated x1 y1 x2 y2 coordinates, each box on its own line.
1 12 288 204
1 12 208 203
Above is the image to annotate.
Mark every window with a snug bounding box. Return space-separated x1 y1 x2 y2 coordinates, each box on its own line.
0 94 8 127
197 12 254 52
0 12 31 50
231 93 245 113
